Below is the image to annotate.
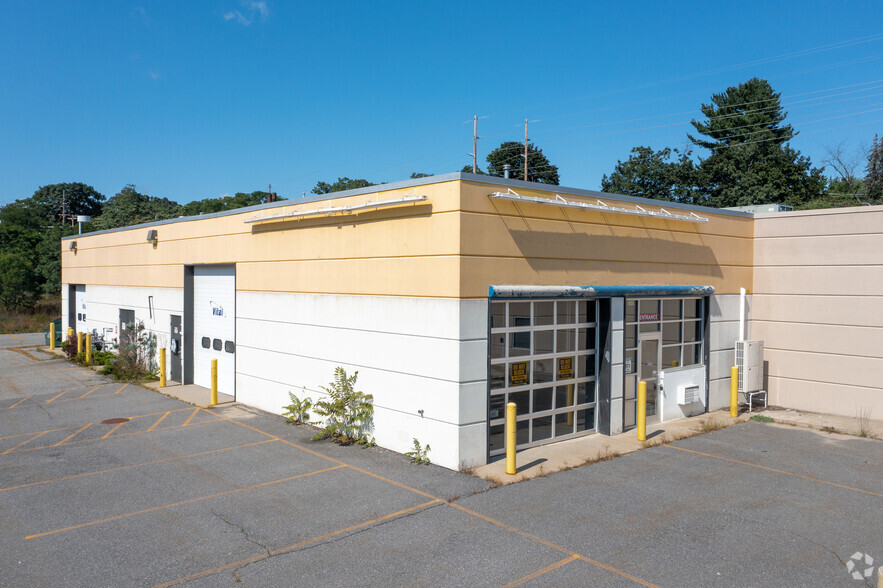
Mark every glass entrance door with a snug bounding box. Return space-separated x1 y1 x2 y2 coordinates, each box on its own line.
639 333 662 423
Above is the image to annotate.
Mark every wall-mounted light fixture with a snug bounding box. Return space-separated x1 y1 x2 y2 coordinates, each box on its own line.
146 229 158 247
69 240 77 253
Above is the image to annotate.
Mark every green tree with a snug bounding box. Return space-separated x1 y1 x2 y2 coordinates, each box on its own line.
600 146 700 204
866 134 883 203
461 164 485 174
689 78 825 208
93 185 182 230
179 191 274 216
0 252 39 309
311 177 374 195
486 142 559 185
30 182 105 226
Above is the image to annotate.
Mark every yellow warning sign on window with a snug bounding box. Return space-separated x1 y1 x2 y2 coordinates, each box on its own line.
509 362 527 386
557 357 574 380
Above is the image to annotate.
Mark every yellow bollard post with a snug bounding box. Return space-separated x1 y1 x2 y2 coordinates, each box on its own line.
505 401 516 475
637 380 647 441
159 348 166 388
85 333 91 365
67 327 74 342
77 331 83 355
210 359 218 405
730 365 739 418
49 322 56 350
567 384 574 426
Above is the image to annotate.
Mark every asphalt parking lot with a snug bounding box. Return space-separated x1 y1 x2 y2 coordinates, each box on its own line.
1 333 881 587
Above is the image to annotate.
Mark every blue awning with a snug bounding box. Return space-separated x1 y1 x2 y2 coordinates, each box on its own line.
488 285 715 298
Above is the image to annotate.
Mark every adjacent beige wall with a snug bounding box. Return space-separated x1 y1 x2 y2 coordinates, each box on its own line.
753 206 883 418
62 178 754 300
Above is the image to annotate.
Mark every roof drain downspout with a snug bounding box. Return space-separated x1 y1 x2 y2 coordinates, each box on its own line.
739 287 747 342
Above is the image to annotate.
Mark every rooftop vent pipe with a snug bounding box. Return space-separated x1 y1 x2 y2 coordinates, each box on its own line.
503 164 511 179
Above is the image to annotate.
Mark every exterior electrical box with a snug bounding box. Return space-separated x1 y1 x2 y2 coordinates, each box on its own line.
735 340 764 394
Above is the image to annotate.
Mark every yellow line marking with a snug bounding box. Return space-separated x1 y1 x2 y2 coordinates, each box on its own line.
14 417 226 455
1 440 276 493
78 386 101 399
152 498 441 588
113 384 128 395
3 333 24 340
54 423 93 446
503 555 580 588
147 412 171 432
204 408 657 587
0 407 195 442
662 444 883 498
45 390 70 404
181 407 200 426
26 465 346 540
3 431 50 455
6 396 31 409
101 420 128 439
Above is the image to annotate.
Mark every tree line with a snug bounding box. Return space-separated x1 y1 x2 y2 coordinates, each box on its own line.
0 184 275 309
600 78 882 209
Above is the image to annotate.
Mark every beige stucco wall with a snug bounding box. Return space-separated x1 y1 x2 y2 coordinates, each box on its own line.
62 178 754 300
458 181 753 298
752 205 883 418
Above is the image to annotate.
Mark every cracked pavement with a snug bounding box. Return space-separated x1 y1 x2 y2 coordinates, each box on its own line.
1 337 881 586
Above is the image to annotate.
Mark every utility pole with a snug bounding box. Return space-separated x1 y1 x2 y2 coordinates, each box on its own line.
524 119 529 182
267 184 277 203
469 115 482 173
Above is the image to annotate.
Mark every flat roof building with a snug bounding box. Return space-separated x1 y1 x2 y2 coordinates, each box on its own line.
61 173 883 469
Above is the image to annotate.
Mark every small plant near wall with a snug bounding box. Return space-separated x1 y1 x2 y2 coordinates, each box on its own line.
404 438 431 465
282 391 313 424
311 367 374 445
104 321 158 381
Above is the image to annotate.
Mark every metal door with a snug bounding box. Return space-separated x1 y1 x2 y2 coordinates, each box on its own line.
119 309 135 349
192 265 235 395
170 314 182 383
638 332 662 424
75 285 87 334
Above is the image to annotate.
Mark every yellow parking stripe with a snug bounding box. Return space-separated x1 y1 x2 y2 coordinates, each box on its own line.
503 555 580 587
26 465 346 540
181 407 200 427
78 386 101 399
101 420 129 439
146 412 171 432
5 396 31 409
3 431 50 454
45 390 70 404
3 333 24 340
113 384 128 395
54 423 94 446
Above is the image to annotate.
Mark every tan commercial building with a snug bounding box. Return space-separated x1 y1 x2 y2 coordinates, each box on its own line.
60 173 883 469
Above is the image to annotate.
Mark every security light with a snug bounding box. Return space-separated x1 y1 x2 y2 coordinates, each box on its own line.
69 241 77 251
146 229 158 246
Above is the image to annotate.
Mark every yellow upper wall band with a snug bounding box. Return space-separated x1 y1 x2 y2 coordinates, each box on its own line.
62 179 753 296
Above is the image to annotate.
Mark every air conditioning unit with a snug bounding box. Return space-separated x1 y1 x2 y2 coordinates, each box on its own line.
735 340 764 399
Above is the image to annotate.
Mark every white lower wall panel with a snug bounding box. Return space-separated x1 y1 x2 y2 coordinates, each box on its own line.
235 292 489 470
60 284 184 382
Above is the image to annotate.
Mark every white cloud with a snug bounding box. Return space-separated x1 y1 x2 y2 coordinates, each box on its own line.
223 1 268 26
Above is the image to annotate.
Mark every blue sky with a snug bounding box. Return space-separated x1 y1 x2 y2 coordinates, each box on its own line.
1 0 881 205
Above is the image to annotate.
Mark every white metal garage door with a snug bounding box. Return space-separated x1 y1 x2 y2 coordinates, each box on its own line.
193 266 236 395
75 285 87 334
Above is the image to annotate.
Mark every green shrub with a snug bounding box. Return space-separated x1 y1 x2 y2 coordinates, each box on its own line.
282 392 313 424
311 367 374 445
750 414 774 423
404 438 431 465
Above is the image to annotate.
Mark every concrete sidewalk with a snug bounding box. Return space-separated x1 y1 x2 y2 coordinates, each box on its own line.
474 407 883 485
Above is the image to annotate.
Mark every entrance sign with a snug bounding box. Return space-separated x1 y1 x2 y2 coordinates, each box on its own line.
639 312 660 321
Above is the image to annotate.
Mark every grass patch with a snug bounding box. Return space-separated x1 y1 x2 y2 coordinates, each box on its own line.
750 414 774 423
0 298 60 333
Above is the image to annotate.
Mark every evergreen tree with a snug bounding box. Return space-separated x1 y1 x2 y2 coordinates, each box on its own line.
689 78 825 208
486 142 559 185
865 134 883 203
600 146 699 204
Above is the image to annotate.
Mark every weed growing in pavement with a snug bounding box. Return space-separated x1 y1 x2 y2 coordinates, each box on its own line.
750 414 774 423
404 438 431 465
311 367 374 445
856 405 873 438
282 391 313 424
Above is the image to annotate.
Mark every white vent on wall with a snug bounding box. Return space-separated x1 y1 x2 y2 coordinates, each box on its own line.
735 340 764 394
